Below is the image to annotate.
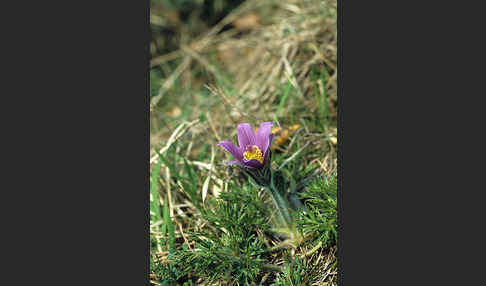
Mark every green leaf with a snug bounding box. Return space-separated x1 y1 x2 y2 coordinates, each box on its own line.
163 194 176 251
150 153 164 223
275 80 293 121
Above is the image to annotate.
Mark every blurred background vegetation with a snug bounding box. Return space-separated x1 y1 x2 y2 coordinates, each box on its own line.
150 0 337 285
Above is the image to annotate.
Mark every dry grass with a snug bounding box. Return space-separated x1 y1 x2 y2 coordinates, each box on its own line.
151 0 336 167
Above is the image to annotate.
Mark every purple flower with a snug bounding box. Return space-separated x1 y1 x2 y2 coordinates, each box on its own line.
218 122 274 169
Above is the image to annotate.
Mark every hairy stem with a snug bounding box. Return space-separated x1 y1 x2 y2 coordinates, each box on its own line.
265 184 292 229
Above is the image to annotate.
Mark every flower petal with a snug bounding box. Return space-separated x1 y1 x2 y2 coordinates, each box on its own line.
218 141 243 161
237 123 256 148
228 160 242 166
262 133 274 160
243 158 263 168
255 122 273 154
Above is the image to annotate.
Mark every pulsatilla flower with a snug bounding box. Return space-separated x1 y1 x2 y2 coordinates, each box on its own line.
218 122 274 169
219 122 298 238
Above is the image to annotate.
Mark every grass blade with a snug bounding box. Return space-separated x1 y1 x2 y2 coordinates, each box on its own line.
275 79 293 121
163 194 176 251
150 153 164 223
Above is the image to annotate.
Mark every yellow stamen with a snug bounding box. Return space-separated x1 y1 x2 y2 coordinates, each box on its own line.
243 145 263 163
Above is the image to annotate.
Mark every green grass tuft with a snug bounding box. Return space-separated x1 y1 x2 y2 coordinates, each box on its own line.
297 174 337 248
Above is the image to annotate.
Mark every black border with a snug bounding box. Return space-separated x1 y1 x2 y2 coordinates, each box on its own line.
337 0 343 284
335 1 474 285
9 0 152 283
144 0 151 283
